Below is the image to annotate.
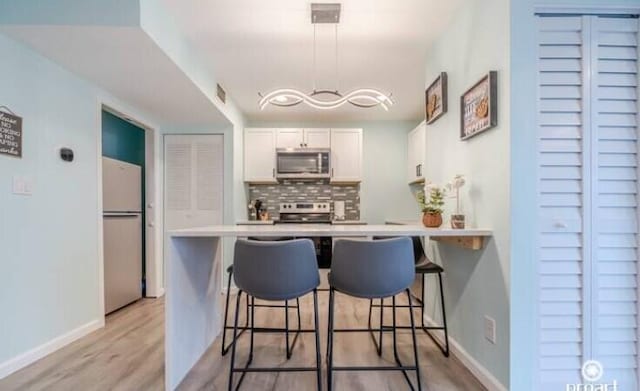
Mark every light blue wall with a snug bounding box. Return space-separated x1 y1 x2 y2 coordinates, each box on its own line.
245 120 422 224
509 1 640 390
422 0 510 388
0 33 100 364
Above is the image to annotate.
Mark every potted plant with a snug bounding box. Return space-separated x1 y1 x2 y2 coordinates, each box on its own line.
447 174 466 229
416 186 445 228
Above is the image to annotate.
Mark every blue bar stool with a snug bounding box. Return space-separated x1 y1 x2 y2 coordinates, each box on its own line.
327 238 421 391
228 239 322 391
221 237 300 356
368 236 450 357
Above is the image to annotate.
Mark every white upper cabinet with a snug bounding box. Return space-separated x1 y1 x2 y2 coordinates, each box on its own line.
407 121 426 184
276 128 304 148
330 128 363 183
276 128 330 148
244 128 277 183
304 128 331 148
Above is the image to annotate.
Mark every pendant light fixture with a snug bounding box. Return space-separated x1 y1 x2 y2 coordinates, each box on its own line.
259 3 393 111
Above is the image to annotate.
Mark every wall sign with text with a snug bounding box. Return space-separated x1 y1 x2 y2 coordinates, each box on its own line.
460 71 498 140
0 110 22 158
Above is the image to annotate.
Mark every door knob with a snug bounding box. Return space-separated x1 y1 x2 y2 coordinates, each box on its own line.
553 221 567 229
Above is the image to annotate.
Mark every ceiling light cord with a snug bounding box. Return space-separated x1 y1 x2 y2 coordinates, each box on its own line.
313 23 317 92
335 23 339 92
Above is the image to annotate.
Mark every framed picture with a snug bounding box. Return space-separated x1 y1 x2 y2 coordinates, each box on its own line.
460 71 497 140
425 72 447 124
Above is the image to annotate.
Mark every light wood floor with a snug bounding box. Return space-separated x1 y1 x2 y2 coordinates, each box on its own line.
0 292 486 391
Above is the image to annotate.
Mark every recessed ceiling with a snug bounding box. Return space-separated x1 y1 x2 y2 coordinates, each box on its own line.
162 0 463 122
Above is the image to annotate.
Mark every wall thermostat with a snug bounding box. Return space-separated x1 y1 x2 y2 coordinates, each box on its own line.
60 148 74 162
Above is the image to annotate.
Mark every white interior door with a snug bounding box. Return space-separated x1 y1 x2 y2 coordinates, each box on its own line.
536 14 639 390
164 134 224 230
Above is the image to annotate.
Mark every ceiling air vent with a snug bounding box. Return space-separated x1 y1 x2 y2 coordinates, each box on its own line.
311 3 341 24
216 84 226 104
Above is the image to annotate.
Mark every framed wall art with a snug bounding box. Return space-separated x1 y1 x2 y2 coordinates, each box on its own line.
425 72 447 124
460 71 497 140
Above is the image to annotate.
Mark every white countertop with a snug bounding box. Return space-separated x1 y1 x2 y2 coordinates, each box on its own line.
168 224 492 238
235 220 275 225
386 219 422 225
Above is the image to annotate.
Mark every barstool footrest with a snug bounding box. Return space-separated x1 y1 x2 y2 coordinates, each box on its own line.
224 326 316 333
232 367 318 373
332 365 418 371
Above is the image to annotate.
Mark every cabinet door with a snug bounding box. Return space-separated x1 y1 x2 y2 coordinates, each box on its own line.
244 128 277 183
407 128 417 182
330 128 362 183
276 128 304 148
304 128 331 148
407 122 426 184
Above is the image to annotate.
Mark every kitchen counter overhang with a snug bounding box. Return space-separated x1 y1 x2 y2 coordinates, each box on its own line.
168 223 492 238
165 224 492 390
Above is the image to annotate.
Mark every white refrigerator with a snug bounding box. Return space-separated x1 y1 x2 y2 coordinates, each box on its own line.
102 157 143 314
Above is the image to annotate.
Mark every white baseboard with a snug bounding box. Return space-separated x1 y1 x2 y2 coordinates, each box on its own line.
0 319 104 380
221 286 238 295
423 315 507 391
146 287 165 298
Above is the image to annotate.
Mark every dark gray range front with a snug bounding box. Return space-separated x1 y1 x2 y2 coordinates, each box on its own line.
275 202 332 268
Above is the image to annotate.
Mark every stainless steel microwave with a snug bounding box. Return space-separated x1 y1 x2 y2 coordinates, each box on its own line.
276 148 331 179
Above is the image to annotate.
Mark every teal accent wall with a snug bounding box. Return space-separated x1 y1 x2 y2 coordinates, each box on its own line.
102 110 145 167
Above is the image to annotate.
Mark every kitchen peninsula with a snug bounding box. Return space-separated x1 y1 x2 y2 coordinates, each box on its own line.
165 224 492 390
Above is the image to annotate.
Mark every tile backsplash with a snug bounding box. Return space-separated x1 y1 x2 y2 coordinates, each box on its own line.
248 179 360 220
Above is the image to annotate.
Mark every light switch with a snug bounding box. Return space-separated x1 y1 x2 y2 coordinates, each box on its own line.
12 175 33 196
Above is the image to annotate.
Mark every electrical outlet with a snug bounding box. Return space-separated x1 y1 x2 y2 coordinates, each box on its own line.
484 316 496 344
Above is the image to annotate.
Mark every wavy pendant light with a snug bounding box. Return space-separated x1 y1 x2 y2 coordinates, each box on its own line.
258 3 393 111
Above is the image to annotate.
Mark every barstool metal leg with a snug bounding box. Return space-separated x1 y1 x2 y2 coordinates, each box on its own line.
421 272 450 357
438 273 450 357
367 299 383 356
222 270 249 356
407 289 423 391
285 300 290 359
228 290 243 391
327 288 335 391
313 290 322 391
378 298 384 356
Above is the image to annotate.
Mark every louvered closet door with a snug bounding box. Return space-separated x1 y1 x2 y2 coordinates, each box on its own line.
593 16 639 387
536 15 639 390
164 134 224 230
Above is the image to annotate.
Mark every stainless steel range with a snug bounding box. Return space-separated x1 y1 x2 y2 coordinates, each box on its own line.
276 202 332 268
277 202 331 224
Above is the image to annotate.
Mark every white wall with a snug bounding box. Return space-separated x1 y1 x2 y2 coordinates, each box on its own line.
422 0 510 388
244 120 421 224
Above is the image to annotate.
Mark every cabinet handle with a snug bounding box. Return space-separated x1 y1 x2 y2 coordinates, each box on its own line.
272 168 275 177
331 168 334 177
